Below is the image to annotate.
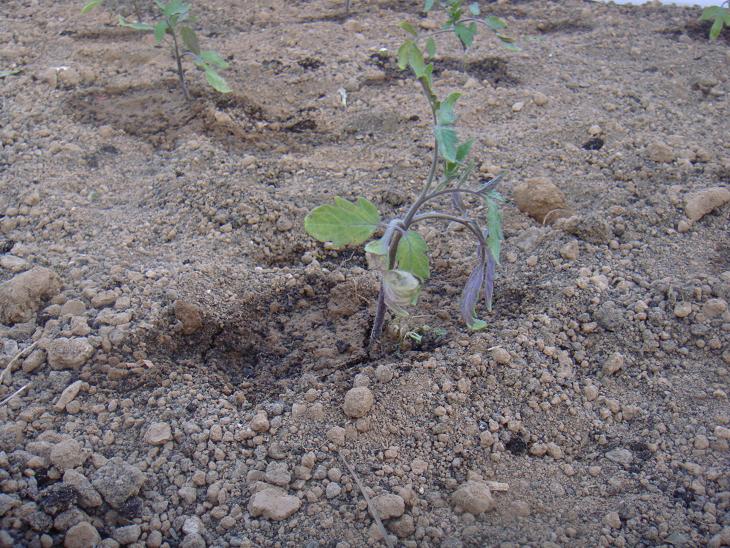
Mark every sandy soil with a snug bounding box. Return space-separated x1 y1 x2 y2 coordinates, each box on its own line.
0 0 729 546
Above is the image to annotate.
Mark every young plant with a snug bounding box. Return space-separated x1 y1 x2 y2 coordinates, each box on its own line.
305 0 516 350
700 2 730 40
81 0 231 99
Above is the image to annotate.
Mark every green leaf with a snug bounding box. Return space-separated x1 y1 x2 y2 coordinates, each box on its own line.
204 68 232 93
455 139 473 163
484 15 506 31
700 6 727 21
200 50 229 69
180 26 200 55
81 0 104 14
436 93 460 125
400 21 418 36
364 238 388 256
485 191 503 265
0 68 21 78
454 22 476 48
434 125 459 163
396 231 430 281
468 2 480 16
162 0 189 18
154 20 168 43
397 40 414 70
304 197 381 249
709 17 726 40
424 0 435 12
426 37 436 58
467 318 488 331
118 16 154 31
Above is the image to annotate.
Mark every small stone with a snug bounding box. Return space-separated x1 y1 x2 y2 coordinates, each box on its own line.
182 516 204 536
0 267 62 325
248 489 301 520
411 458 428 474
702 298 727 319
603 352 624 375
715 426 730 440
0 255 29 273
209 424 223 442
375 364 394 383
677 219 691 233
51 439 85 471
64 521 100 548
388 514 415 538
265 462 291 486
181 533 206 548
694 434 710 450
326 426 346 446
546 442 563 459
22 349 46 373
174 300 204 335
54 380 84 412
533 92 548 106
47 337 94 370
250 412 270 433
684 187 730 222
343 386 374 418
63 470 102 508
605 448 633 466
584 385 599 401
112 524 141 544
91 458 145 509
604 511 621 529
450 481 495 514
560 240 579 260
491 347 511 365
511 101 524 112
646 141 674 163
143 422 172 446
674 302 692 318
91 290 117 309
513 177 569 224
326 482 342 499
372 493 405 519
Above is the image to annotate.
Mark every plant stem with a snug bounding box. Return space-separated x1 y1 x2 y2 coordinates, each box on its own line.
133 0 142 22
170 28 190 101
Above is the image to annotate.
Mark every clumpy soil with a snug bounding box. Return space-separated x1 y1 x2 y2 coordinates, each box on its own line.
0 0 729 547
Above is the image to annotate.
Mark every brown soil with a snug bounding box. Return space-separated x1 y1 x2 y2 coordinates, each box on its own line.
0 0 728 547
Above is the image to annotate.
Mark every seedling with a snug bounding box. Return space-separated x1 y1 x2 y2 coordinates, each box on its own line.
305 0 516 350
81 0 231 99
700 2 730 40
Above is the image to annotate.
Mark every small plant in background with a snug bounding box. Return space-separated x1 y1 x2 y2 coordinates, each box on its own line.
700 2 730 40
305 0 516 350
81 0 231 99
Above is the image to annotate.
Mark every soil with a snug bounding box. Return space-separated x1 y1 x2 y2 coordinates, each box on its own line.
0 0 729 547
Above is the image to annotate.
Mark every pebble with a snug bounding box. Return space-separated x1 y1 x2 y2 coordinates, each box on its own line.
513 177 569 224
701 298 727 319
248 488 301 520
605 448 633 466
646 141 674 163
47 337 94 370
684 187 730 222
491 347 511 365
112 524 141 544
63 470 102 508
372 493 406 519
326 426 346 446
325 482 342 499
50 439 85 471
91 458 145 509
64 521 100 548
604 511 621 529
250 412 270 433
144 422 173 446
533 91 548 106
560 240 579 260
450 481 495 514
674 302 692 318
174 300 204 335
603 352 625 375
53 380 84 412
375 364 394 383
343 386 374 418
0 267 61 324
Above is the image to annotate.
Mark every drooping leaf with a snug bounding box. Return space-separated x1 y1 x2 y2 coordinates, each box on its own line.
204 68 232 93
400 21 418 36
396 230 430 281
383 270 421 316
304 197 381 249
118 16 154 31
199 50 229 69
81 0 104 14
710 17 725 40
180 26 200 55
484 15 506 31
484 249 496 311
426 37 436 58
461 246 488 330
434 124 459 163
154 20 168 43
485 192 503 265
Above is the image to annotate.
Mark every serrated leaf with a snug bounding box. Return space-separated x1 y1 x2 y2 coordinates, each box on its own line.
180 26 200 55
154 20 168 43
426 37 436 58
434 124 459 163
396 230 430 281
400 21 418 36
118 16 154 31
304 197 381 249
469 2 480 16
484 15 506 31
204 68 231 93
485 193 503 265
81 0 104 14
200 50 229 69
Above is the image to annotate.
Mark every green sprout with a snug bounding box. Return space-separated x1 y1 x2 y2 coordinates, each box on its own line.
700 2 730 40
81 0 231 100
305 0 516 351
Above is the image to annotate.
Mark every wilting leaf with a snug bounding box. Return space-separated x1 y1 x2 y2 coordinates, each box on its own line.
485 192 503 265
200 50 229 69
205 68 231 93
396 230 430 281
118 16 154 31
81 0 104 14
180 26 200 55
383 270 421 316
304 197 381 249
461 246 488 330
